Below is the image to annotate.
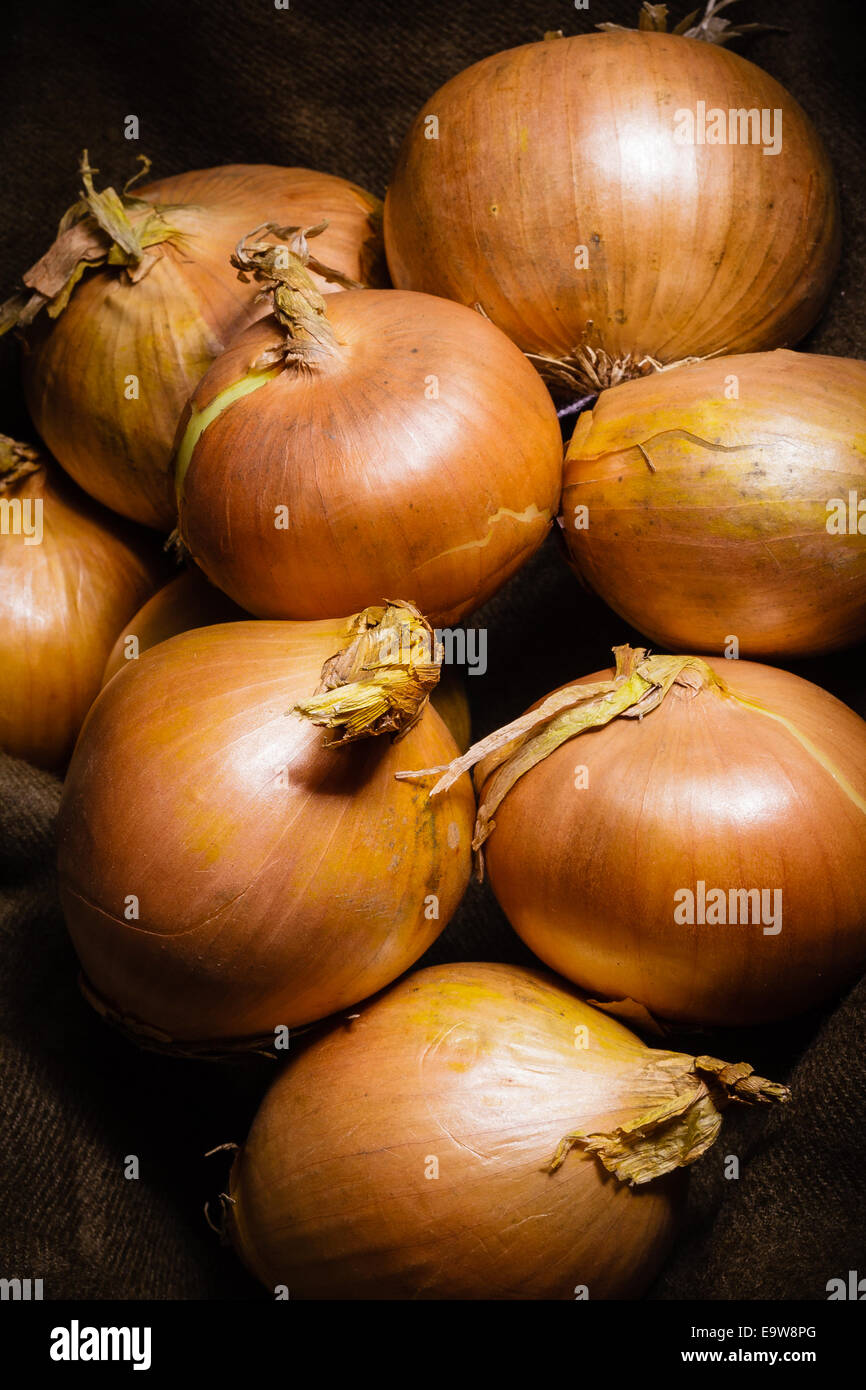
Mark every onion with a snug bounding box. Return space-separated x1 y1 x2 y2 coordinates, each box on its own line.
100 568 471 748
57 604 474 1051
404 647 866 1027
0 436 164 769
226 960 788 1300
2 155 385 529
174 228 562 625
561 351 866 658
384 22 839 395
101 567 246 686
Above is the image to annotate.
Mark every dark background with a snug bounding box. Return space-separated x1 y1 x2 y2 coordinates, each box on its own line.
1 0 865 1301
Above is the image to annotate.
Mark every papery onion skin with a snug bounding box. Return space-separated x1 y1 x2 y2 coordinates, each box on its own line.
175 289 563 625
22 165 385 530
481 659 866 1027
561 351 866 658
227 961 685 1300
0 447 164 769
384 33 839 377
57 620 474 1043
101 567 246 686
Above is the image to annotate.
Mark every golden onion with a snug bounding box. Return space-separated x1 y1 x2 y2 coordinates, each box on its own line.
0 435 164 769
4 156 385 528
384 25 839 395
561 351 866 658
175 229 562 625
406 647 866 1027
227 961 788 1299
58 605 474 1050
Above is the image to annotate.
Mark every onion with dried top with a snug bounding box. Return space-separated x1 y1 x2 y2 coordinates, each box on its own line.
225 960 788 1300
57 604 474 1052
2 155 385 529
174 226 563 625
403 647 866 1027
561 351 866 658
0 436 164 770
100 567 472 748
384 17 839 396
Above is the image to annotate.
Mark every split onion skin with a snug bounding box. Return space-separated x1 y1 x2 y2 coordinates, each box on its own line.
384 32 839 369
482 659 866 1027
23 165 385 530
101 567 246 687
57 621 475 1043
175 289 563 625
228 961 684 1300
0 455 164 770
561 351 866 658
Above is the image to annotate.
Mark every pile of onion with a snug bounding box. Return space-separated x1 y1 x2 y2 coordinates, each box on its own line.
561 351 866 658
2 155 385 528
225 960 788 1300
404 647 866 1027
57 604 474 1051
384 17 839 396
174 226 562 625
0 435 164 770
101 567 472 749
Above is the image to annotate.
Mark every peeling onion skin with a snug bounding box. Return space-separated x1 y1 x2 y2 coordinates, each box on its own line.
482 660 866 1027
57 621 475 1042
0 460 164 770
228 962 685 1300
101 567 246 687
384 33 840 369
23 165 386 531
561 351 866 658
175 290 563 625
